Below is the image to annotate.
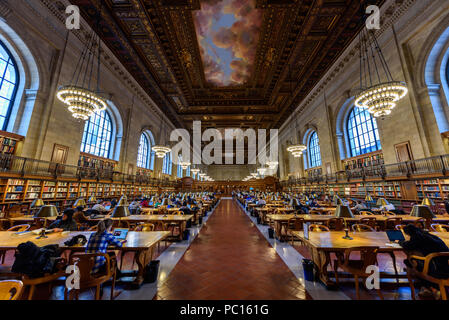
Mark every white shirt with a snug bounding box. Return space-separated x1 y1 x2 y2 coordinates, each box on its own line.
381 203 395 211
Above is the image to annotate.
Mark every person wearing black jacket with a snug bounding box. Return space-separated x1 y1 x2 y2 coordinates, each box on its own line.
48 209 78 232
400 224 449 298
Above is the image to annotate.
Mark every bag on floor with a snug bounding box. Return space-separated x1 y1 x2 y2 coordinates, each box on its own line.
268 228 274 239
144 260 160 283
183 230 190 241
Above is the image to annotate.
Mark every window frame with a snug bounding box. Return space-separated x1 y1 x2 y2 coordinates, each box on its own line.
308 131 322 168
346 106 381 158
0 41 19 131
80 109 113 159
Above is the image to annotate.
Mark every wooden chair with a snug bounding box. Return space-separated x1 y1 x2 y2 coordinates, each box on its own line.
406 252 449 300
360 211 374 216
352 224 376 232
395 224 406 231
431 224 449 232
360 217 377 230
134 223 155 232
0 224 31 264
384 217 402 231
112 220 130 229
326 218 345 231
0 280 23 300
65 252 117 300
309 224 330 232
333 246 383 300
288 218 305 245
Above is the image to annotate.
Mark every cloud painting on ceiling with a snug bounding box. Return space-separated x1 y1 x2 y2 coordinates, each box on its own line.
193 0 262 86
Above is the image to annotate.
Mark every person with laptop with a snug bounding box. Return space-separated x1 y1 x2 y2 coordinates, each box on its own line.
92 200 109 214
86 219 125 274
400 224 449 299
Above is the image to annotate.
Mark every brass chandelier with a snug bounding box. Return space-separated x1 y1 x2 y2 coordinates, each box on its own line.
354 25 408 118
57 9 107 121
152 114 171 158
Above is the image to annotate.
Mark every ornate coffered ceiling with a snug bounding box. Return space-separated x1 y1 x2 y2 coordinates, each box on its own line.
70 0 384 130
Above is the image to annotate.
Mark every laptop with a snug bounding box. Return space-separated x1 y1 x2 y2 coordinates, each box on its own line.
386 230 405 243
303 223 310 240
113 228 129 240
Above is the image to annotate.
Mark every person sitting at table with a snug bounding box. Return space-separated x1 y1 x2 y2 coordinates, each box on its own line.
73 206 98 228
444 197 449 215
308 198 319 208
351 200 368 213
129 199 141 215
179 201 192 215
380 201 395 211
400 224 449 299
48 208 78 232
92 200 109 213
86 219 124 275
256 198 266 207
154 198 163 208
140 198 149 208
110 198 118 209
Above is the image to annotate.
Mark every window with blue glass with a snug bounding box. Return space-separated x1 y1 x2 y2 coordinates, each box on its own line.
186 166 190 177
308 131 322 168
177 155 183 178
347 106 381 157
0 42 18 130
80 109 113 158
162 152 172 175
137 133 154 170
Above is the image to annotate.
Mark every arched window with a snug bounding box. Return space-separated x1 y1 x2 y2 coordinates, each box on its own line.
347 107 381 157
0 41 18 130
186 166 190 177
177 155 183 178
137 133 155 170
162 152 172 175
308 131 321 168
80 109 113 158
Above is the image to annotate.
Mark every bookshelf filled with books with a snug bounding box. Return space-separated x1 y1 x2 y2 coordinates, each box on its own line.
342 150 384 171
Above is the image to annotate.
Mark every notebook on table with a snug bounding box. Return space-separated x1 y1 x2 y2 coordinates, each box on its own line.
113 228 129 240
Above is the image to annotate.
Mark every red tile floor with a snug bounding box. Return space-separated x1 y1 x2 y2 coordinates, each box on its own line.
154 199 311 300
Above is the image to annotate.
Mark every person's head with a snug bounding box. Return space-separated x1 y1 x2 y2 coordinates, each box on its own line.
62 209 75 221
403 224 428 238
96 218 113 235
183 201 187 207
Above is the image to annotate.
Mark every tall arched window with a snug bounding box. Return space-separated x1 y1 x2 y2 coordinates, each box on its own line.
347 107 381 157
0 41 18 130
137 133 155 170
80 109 113 158
308 131 321 168
186 166 191 177
177 155 183 178
162 152 172 175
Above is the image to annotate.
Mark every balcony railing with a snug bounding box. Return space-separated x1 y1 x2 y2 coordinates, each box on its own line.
281 154 449 187
0 153 177 187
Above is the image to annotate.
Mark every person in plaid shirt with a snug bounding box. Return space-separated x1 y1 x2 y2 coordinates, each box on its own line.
86 219 124 273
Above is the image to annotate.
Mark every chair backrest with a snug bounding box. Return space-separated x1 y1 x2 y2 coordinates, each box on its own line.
360 211 373 216
69 253 112 287
326 218 345 231
7 224 30 232
360 217 377 228
153 221 167 231
289 218 304 231
112 220 130 229
0 280 23 300
342 247 379 273
385 217 402 230
135 223 155 232
352 224 376 232
395 224 406 231
431 224 449 232
309 224 330 232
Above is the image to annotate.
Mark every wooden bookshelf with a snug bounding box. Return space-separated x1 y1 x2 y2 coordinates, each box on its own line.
78 153 117 171
342 150 384 171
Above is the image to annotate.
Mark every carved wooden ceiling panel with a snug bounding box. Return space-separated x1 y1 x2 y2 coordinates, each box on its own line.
70 0 384 130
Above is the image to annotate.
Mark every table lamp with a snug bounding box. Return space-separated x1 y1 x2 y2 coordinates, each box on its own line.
365 194 373 202
88 195 96 203
117 195 128 206
335 205 354 218
421 197 435 207
376 198 388 207
73 198 86 208
30 198 44 209
34 205 58 218
410 205 436 219
111 205 130 218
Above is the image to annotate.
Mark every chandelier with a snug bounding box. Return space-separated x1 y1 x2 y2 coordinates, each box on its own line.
152 114 171 158
354 26 408 118
287 145 307 158
57 9 107 121
191 167 200 174
267 161 278 169
180 162 191 170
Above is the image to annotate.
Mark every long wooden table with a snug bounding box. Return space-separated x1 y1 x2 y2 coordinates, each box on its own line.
267 214 449 240
291 230 449 287
0 230 170 287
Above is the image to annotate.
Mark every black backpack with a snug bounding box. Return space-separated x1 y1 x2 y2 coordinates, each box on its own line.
12 241 61 278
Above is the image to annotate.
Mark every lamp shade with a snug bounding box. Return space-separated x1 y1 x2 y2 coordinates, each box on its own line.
88 196 96 203
35 205 59 218
30 199 44 208
73 198 86 207
335 205 354 218
117 195 128 206
365 194 374 202
376 198 388 206
421 197 435 207
111 205 130 218
410 205 436 219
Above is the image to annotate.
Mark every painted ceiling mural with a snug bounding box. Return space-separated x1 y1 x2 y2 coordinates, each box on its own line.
193 0 262 87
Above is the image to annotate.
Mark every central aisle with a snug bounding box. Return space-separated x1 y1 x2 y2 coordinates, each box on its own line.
155 199 311 300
